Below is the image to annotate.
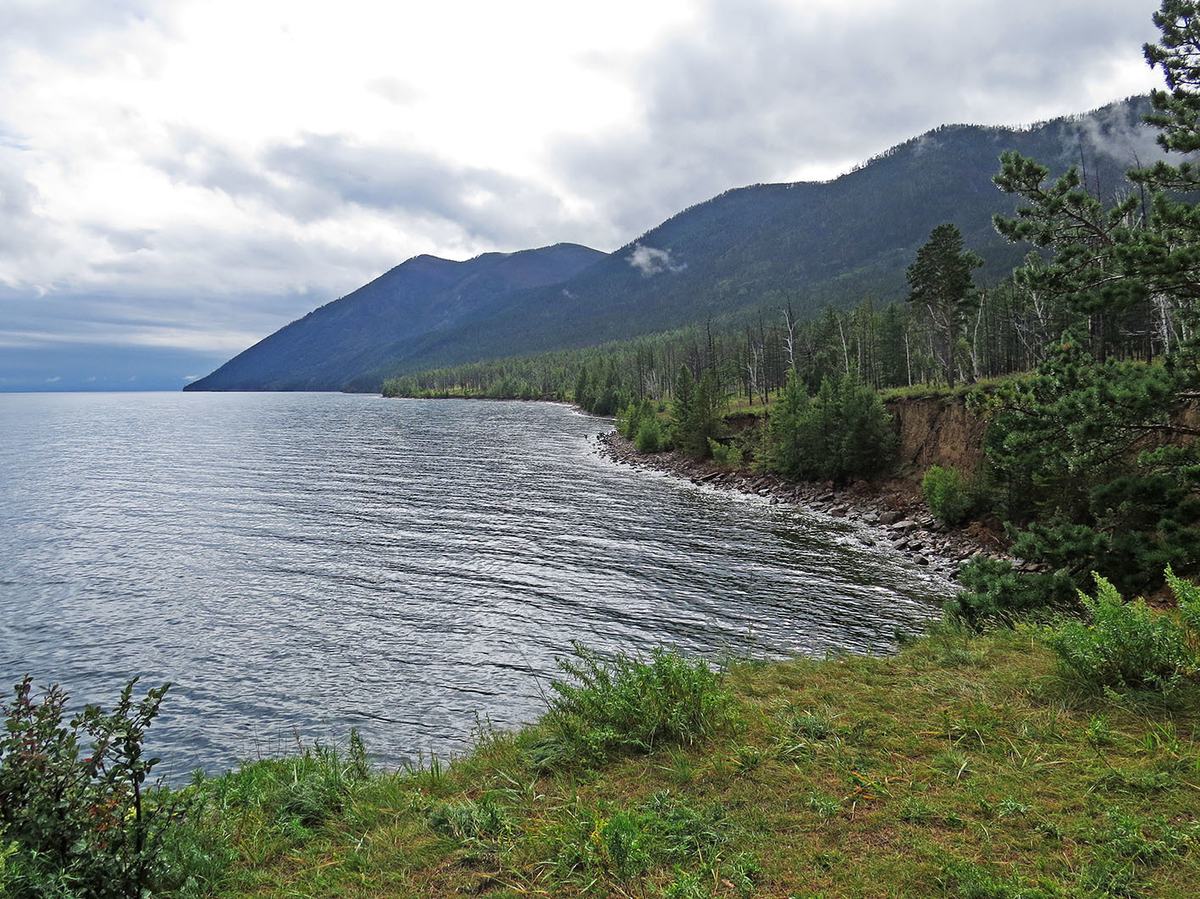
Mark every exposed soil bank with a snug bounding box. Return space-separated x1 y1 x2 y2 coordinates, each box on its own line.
887 395 989 478
596 395 1015 585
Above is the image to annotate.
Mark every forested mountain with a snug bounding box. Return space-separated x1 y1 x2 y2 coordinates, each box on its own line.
189 98 1156 392
184 243 605 391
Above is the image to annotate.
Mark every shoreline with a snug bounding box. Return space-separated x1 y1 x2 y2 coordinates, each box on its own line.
595 429 1017 585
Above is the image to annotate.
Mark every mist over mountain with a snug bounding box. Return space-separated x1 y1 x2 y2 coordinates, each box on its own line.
187 98 1155 393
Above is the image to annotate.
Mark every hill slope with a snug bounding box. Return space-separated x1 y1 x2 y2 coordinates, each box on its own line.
185 243 605 391
190 98 1155 392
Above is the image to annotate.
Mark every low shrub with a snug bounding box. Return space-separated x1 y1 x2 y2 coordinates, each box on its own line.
948 557 1077 630
531 645 738 769
708 438 743 468
0 677 179 899
922 465 972 524
549 791 750 893
1043 570 1200 693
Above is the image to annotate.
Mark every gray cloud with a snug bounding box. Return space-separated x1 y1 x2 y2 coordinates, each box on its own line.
550 0 1162 240
0 0 1172 390
0 148 62 279
156 130 597 249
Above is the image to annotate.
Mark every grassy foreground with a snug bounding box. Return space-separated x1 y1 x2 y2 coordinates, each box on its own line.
172 629 1200 899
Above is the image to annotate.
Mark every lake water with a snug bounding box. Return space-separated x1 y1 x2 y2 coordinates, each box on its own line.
0 392 953 777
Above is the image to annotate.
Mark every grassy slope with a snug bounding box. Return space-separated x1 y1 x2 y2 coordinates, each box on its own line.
201 629 1200 898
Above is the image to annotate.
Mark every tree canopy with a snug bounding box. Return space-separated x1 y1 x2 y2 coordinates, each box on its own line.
906 223 983 387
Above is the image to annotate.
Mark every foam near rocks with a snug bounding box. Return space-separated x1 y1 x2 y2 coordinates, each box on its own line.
595 430 1021 583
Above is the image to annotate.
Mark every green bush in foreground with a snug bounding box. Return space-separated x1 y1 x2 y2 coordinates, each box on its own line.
0 678 176 899
1045 569 1200 693
531 644 738 770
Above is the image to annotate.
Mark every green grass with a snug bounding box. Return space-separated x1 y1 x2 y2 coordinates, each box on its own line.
726 395 777 416
157 631 1200 898
878 374 1020 404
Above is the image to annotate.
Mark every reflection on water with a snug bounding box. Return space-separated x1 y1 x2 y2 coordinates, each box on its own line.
0 393 952 775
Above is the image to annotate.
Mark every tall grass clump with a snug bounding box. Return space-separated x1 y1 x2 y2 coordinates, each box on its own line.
192 730 370 836
153 729 375 897
531 644 738 769
1044 569 1200 694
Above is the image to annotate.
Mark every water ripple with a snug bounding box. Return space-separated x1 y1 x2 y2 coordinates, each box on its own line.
0 392 953 776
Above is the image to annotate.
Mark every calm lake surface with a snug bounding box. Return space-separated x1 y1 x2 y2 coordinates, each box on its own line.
0 392 953 776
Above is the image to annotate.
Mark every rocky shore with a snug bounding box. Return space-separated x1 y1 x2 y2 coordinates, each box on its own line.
596 430 1016 584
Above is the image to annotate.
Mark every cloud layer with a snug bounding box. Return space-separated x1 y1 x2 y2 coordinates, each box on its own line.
0 0 1165 388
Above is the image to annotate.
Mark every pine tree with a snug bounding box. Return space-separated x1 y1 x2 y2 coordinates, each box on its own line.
769 370 813 479
992 152 1144 363
574 364 592 412
960 1 1200 621
905 224 983 387
1130 0 1200 340
768 369 895 483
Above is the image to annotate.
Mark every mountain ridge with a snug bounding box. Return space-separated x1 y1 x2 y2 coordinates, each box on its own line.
188 97 1156 393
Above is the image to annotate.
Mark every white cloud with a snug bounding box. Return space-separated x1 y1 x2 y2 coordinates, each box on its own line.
626 243 686 277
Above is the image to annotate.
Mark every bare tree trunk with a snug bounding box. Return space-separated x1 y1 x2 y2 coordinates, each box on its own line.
781 303 797 370
836 316 850 374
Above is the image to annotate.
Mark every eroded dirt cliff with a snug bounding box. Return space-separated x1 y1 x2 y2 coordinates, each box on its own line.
886 395 988 480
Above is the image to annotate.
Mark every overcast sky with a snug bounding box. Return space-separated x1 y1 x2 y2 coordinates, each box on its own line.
0 0 1166 390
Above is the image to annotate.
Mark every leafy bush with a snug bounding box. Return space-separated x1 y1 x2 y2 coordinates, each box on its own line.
617 398 668 453
0 677 178 899
708 438 743 468
1168 565 1200 639
1044 571 1200 693
531 645 738 769
922 465 972 524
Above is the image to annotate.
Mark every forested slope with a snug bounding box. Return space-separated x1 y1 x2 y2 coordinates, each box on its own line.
349 98 1155 388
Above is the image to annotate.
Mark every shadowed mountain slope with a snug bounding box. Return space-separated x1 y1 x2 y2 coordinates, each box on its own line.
185 243 606 391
